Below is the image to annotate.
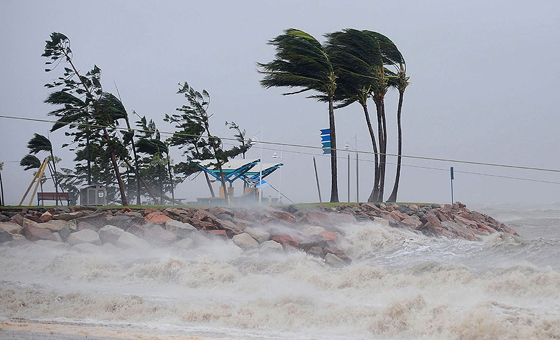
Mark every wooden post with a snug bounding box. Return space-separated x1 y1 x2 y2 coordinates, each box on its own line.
29 157 49 206
313 157 322 203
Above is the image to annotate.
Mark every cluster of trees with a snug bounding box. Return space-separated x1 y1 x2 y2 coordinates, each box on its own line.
258 28 409 203
25 32 249 206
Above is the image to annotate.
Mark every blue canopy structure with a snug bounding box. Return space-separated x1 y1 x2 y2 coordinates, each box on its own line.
193 159 261 187
192 159 283 202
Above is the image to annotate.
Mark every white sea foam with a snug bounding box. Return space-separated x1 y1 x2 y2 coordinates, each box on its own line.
1 206 560 339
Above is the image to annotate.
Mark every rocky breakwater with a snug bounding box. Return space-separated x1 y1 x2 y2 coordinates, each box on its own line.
0 202 517 267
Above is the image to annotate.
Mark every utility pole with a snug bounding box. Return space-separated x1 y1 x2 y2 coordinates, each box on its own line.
450 166 455 204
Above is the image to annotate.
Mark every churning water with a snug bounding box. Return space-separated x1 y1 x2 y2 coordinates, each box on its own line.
1 204 559 340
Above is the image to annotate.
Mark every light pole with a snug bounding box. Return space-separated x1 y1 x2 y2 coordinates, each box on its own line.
345 144 350 203
251 130 263 204
272 147 283 203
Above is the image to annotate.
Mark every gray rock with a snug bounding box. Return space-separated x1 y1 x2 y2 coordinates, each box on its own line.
57 226 74 242
259 240 284 255
116 231 150 249
66 229 101 246
98 224 124 245
0 222 23 235
232 233 259 250
53 211 88 221
244 227 270 243
301 226 326 235
307 246 324 258
325 253 347 267
165 219 197 238
0 229 14 243
373 217 390 227
46 219 77 231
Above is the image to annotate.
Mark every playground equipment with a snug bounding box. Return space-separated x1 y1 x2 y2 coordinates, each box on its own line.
193 159 283 202
19 157 50 206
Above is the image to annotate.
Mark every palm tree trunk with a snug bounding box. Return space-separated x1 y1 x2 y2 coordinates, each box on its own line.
371 98 384 202
378 100 388 202
328 97 339 203
388 90 405 202
361 102 380 203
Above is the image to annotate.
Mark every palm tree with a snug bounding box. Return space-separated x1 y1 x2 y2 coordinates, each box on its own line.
20 154 46 201
27 133 62 204
258 29 340 202
136 138 168 205
135 116 173 205
363 31 406 202
326 29 384 202
387 64 409 202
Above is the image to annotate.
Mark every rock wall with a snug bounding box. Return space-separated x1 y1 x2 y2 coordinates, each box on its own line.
0 202 518 267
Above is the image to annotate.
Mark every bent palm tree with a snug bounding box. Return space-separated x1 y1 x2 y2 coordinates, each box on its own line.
387 63 410 202
326 29 384 202
258 29 339 202
27 133 62 204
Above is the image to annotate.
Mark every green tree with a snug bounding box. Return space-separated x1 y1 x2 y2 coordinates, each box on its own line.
135 116 175 205
258 29 340 202
165 82 251 203
42 32 129 205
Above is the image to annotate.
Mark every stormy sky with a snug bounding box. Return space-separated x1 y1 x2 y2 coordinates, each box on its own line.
1 0 559 206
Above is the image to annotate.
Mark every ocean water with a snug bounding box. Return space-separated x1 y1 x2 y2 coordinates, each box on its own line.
1 205 559 340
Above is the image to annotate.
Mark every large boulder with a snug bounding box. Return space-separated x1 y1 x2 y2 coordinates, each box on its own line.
144 225 177 247
259 240 284 255
116 231 150 249
165 219 197 238
271 234 300 249
98 224 125 245
244 227 270 243
0 229 14 243
145 211 170 224
232 233 259 250
0 222 23 235
325 253 348 267
22 224 56 242
214 218 243 236
53 211 89 221
66 229 101 246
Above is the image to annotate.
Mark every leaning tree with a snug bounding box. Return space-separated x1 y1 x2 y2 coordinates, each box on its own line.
42 32 129 205
258 29 340 203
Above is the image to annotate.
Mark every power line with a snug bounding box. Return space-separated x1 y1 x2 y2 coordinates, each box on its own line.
3 113 560 178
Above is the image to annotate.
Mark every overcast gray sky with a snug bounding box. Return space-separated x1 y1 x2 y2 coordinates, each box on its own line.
1 0 559 206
